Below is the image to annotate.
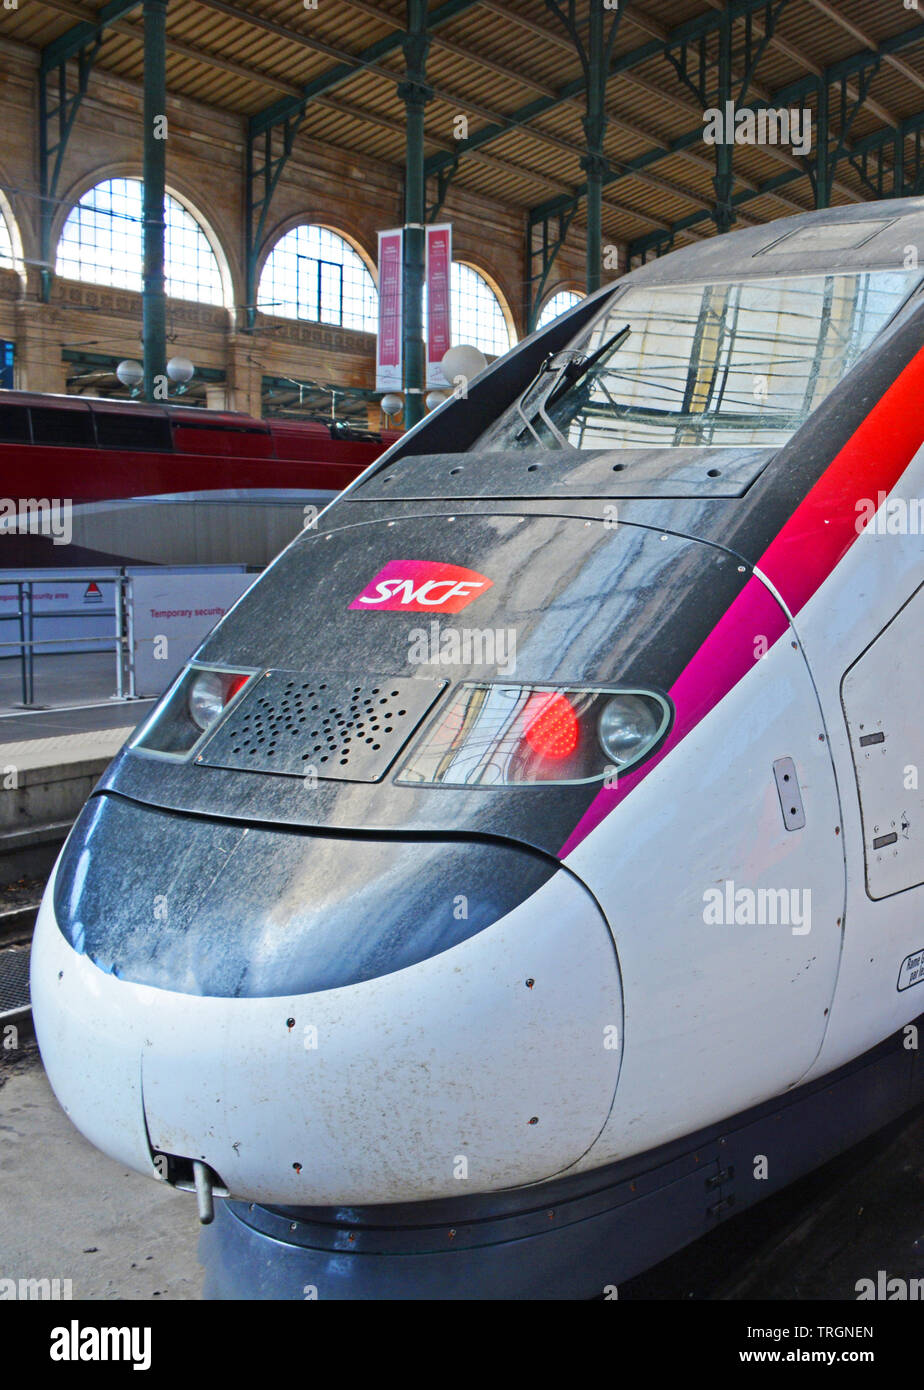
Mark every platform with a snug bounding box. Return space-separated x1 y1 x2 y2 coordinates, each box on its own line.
0 651 155 740
0 666 153 1017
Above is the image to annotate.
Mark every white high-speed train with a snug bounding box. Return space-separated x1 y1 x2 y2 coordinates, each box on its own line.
31 198 924 1298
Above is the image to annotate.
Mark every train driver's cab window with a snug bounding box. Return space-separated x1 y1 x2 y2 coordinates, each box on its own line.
479 269 923 452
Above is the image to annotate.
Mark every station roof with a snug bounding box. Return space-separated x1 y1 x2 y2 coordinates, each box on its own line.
8 0 924 258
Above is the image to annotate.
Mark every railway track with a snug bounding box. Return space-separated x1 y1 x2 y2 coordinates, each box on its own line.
0 856 58 1022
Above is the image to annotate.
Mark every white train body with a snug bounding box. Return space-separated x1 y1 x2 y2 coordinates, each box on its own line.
31 200 924 1296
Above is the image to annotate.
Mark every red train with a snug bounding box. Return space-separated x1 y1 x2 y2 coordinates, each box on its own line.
0 391 399 567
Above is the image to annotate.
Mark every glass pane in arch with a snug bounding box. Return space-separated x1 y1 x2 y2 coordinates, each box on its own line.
537 290 583 328
258 225 377 332
56 178 223 304
451 262 512 355
0 212 14 269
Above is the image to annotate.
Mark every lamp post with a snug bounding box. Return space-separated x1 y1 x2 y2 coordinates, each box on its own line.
142 0 168 402
117 356 195 398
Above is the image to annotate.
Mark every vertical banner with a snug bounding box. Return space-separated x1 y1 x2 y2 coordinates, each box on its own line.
425 223 452 387
376 229 404 391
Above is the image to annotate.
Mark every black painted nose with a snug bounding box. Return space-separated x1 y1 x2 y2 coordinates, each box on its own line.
53 793 556 997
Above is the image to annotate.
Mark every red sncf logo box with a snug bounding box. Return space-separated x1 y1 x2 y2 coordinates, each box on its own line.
349 560 493 613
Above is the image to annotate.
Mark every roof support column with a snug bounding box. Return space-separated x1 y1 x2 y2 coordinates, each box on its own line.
544 0 623 294
815 75 830 208
713 8 734 235
583 1 606 294
399 0 432 430
893 129 905 197
142 0 168 402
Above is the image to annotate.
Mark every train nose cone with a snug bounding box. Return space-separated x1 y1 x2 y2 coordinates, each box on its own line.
31 794 623 1204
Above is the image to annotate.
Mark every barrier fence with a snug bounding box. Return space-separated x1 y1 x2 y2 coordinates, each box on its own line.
0 567 253 708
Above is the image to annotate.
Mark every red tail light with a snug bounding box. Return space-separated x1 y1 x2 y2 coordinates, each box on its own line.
226 674 250 702
522 692 579 760
397 683 673 788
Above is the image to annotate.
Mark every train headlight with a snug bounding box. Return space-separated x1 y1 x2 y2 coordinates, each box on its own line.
188 670 249 730
397 683 671 787
597 694 667 767
130 664 256 759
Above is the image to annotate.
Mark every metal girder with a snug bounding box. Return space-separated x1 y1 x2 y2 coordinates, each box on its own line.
848 111 924 201
665 0 793 109
244 113 305 329
425 155 458 223
633 230 677 266
142 0 168 403
528 118 715 226
243 0 480 329
626 107 924 266
626 164 804 263
38 0 142 301
401 0 430 431
773 21 924 105
531 13 924 233
526 201 580 333
662 0 796 233
422 0 798 181
40 0 141 70
714 7 734 234
543 0 623 293
425 9 924 219
250 0 481 137
806 60 881 210
423 76 588 179
401 6 797 219
424 0 905 178
801 0 924 96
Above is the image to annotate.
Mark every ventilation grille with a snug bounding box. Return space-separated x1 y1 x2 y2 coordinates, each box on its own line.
195 671 446 782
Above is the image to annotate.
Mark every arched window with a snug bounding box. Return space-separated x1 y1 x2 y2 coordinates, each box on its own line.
0 211 13 269
258 224 377 332
0 193 25 283
537 290 583 328
451 261 513 355
56 178 225 305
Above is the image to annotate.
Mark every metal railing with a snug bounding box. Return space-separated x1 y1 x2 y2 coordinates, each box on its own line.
0 572 136 707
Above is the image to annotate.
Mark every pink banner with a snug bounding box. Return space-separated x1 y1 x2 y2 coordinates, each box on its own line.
376 229 403 391
426 224 452 387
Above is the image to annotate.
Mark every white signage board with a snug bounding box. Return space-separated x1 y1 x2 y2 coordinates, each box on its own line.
131 571 254 697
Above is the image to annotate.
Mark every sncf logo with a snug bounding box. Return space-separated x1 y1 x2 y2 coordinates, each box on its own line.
350 560 493 613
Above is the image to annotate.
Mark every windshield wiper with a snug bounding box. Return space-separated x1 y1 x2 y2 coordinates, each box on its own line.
545 322 631 408
514 323 631 447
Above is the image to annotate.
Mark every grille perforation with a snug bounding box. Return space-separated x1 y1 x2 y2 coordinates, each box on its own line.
195 672 445 782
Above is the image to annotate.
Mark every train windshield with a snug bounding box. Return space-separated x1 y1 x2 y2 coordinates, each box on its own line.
479 269 922 451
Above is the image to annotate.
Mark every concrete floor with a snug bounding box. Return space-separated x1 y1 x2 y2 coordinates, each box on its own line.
0 651 125 715
0 653 154 742
0 1037 202 1301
